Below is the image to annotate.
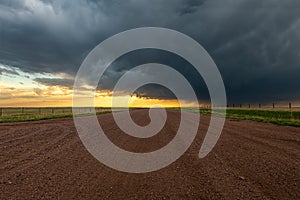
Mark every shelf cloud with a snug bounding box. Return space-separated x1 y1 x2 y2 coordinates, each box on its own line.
1 0 300 103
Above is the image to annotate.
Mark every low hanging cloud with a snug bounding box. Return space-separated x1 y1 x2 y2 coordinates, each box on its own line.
0 66 19 76
0 0 300 103
34 77 74 89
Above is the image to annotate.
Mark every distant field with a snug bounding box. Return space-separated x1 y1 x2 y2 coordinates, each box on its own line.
1 107 300 127
0 107 112 123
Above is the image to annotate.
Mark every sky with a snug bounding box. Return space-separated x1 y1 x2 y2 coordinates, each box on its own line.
0 0 300 107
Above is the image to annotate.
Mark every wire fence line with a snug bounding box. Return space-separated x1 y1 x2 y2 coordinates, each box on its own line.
199 102 299 110
226 102 300 111
0 103 299 117
0 107 112 117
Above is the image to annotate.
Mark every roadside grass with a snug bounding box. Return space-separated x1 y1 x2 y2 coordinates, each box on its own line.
178 107 300 127
199 108 300 127
1 107 300 127
0 111 112 123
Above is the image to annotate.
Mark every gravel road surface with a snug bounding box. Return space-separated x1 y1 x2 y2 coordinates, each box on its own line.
0 109 299 199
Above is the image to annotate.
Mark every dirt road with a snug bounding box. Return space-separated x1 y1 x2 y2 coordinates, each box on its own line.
0 109 299 199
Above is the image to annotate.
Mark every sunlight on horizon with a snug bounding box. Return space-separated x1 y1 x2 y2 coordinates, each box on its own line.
0 64 201 108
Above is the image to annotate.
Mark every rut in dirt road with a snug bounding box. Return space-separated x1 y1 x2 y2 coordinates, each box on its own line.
0 109 299 199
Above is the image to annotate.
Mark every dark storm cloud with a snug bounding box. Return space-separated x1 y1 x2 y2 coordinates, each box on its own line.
0 0 300 103
34 77 74 88
0 67 19 76
98 49 208 101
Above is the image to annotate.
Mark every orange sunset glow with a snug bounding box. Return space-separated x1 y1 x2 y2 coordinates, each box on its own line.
0 65 187 107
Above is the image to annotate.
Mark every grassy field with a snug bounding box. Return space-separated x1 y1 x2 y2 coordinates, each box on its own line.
0 107 112 123
1 107 300 127
0 111 112 123
199 108 300 127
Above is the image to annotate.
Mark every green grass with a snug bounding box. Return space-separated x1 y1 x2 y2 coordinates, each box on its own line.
1 108 300 127
0 111 112 123
199 108 300 127
161 107 300 127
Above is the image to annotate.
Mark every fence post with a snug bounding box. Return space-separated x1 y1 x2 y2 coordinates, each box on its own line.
248 104 251 108
233 104 235 108
240 104 242 108
289 103 293 119
259 104 261 108
273 103 275 109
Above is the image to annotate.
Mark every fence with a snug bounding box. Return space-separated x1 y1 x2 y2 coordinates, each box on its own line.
227 102 300 111
0 107 112 117
1 104 300 117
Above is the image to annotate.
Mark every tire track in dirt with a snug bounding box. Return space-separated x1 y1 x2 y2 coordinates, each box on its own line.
1 121 89 172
